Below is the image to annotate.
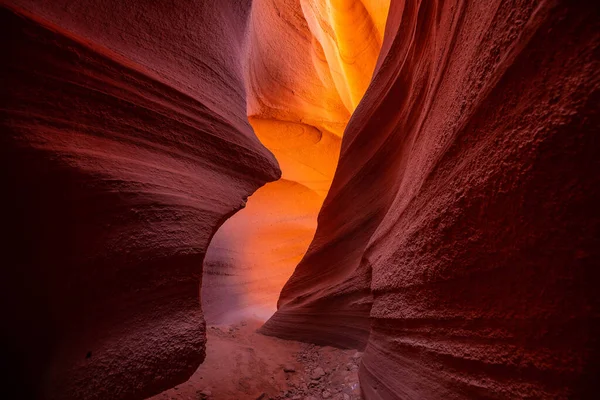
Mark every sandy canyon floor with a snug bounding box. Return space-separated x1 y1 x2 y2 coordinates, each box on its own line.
150 319 363 400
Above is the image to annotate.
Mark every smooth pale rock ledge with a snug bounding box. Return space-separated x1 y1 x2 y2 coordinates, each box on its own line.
1 0 599 400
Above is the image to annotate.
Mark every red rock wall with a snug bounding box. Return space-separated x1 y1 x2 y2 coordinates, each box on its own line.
2 0 598 399
0 1 279 399
264 0 600 398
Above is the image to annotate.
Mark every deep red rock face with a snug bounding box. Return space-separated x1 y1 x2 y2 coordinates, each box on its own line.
264 0 600 398
2 0 599 399
1 1 279 399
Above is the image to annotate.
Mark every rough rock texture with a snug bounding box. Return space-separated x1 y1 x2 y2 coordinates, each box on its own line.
148 320 363 400
0 1 279 399
3 0 599 399
202 0 389 324
264 0 600 398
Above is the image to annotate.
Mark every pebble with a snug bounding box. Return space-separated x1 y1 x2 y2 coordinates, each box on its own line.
199 389 212 398
284 364 296 373
310 367 325 380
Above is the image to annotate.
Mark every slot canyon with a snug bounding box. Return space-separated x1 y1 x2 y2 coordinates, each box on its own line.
1 0 598 399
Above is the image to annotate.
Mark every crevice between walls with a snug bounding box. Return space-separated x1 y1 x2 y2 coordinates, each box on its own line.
201 0 391 327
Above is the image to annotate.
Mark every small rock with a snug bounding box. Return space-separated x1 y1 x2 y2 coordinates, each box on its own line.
352 352 363 361
322 390 332 399
199 389 212 399
283 364 296 373
310 367 325 380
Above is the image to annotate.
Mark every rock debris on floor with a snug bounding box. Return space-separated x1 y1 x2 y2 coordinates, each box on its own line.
150 319 363 400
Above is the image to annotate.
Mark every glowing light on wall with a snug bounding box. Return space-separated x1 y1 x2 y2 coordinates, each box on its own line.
202 0 390 323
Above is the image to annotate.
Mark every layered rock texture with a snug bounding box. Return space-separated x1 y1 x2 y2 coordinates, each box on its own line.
2 0 599 399
1 1 279 399
263 0 600 399
202 0 390 323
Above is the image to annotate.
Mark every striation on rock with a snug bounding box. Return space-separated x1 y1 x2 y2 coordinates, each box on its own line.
2 0 599 399
0 1 279 399
264 0 600 398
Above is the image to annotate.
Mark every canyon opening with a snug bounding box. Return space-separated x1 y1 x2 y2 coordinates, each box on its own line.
1 1 598 400
201 0 390 326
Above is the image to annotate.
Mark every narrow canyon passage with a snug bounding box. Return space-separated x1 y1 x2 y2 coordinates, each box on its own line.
188 3 391 397
2 1 598 400
202 0 390 324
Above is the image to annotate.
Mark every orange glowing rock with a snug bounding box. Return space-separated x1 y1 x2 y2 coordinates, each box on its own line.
6 1 598 399
202 0 390 323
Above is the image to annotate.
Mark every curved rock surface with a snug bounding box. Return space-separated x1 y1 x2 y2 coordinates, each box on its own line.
202 0 389 324
264 0 599 398
1 1 279 399
3 0 599 399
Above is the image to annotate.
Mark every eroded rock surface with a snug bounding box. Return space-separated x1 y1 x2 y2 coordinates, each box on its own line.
3 0 598 399
202 0 390 324
1 1 279 399
264 0 600 398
